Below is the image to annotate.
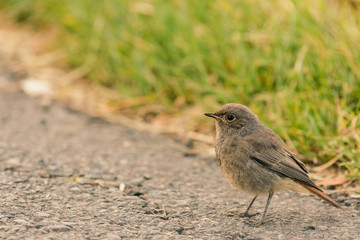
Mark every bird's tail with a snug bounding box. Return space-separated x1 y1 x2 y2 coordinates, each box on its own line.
299 183 342 209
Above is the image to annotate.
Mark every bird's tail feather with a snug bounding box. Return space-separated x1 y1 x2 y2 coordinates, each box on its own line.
299 183 342 209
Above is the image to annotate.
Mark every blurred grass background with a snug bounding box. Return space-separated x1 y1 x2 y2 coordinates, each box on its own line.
0 0 359 177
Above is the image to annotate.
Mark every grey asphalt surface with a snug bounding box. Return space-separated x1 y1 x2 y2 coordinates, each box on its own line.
0 69 359 239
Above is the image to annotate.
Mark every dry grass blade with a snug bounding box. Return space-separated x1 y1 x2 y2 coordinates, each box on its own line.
312 151 344 172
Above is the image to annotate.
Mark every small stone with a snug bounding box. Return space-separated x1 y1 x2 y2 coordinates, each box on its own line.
143 175 152 180
131 178 143 187
119 183 126 192
13 219 28 224
50 225 72 232
304 226 316 230
69 185 81 193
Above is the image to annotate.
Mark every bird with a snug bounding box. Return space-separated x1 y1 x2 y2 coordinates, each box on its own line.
205 103 341 224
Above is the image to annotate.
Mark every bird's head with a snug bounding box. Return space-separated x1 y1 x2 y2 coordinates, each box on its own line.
205 103 260 137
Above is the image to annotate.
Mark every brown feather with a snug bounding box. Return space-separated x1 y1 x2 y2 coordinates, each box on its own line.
299 183 342 209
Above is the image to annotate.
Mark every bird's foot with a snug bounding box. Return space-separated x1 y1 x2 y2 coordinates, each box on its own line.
255 219 265 226
244 218 266 227
244 215 273 227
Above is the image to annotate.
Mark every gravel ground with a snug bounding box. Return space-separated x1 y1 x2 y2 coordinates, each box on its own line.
0 69 360 239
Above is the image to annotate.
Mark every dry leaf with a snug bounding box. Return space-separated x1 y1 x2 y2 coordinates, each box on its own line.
316 177 351 188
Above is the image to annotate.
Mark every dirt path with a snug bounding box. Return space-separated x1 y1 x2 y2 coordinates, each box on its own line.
0 67 359 239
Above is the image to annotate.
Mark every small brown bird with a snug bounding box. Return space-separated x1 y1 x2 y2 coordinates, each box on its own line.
205 103 341 224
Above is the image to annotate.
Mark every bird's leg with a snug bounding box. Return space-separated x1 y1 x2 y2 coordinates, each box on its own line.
258 192 273 225
240 195 258 218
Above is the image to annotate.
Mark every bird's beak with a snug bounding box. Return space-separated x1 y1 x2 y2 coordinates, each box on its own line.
204 113 226 123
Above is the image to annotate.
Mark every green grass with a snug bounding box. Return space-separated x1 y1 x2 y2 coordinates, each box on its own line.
1 0 359 177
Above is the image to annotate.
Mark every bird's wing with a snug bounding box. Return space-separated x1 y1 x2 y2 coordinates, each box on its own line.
248 137 319 190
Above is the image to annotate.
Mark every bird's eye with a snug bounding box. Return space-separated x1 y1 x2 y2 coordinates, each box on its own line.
226 115 235 121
